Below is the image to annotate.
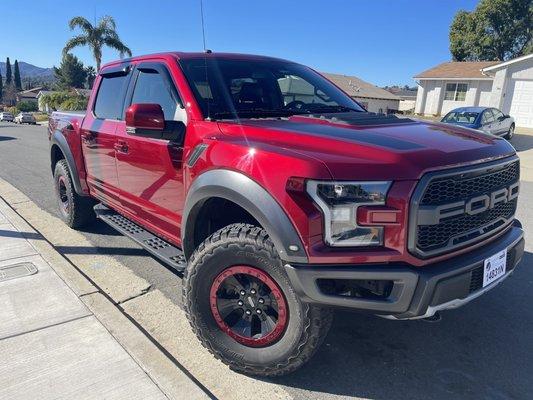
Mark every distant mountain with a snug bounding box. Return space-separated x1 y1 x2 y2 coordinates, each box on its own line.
0 61 53 78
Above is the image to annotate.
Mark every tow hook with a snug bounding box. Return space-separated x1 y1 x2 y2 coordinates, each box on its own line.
421 311 442 322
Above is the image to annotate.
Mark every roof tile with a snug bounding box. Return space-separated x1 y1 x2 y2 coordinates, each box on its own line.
414 61 499 79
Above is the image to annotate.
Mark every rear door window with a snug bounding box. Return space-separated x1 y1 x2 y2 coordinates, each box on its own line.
94 74 130 120
481 110 495 125
492 109 504 121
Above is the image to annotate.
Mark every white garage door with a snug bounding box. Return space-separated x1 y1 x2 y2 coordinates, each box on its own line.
509 80 533 128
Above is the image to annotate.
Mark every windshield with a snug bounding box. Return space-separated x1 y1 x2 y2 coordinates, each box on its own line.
179 58 365 119
442 111 479 124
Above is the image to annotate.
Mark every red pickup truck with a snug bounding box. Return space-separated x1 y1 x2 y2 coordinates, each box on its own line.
49 52 524 376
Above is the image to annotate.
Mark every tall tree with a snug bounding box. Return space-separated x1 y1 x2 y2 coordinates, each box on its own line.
54 53 88 89
450 0 533 61
13 60 22 90
85 66 96 88
63 15 132 71
0 72 3 102
5 57 12 85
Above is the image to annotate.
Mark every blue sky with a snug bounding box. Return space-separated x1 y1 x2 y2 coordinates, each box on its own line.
1 0 479 86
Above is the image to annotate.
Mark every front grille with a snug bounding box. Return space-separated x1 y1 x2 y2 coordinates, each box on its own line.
417 200 517 252
421 161 519 205
410 157 519 258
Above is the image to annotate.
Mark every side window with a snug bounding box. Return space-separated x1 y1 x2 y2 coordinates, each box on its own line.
94 75 129 120
131 69 180 120
482 110 495 125
492 109 504 120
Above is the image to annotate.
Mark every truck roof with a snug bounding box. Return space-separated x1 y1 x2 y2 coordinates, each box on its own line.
100 51 294 70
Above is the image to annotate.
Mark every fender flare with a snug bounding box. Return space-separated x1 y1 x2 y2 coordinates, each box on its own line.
182 169 308 264
50 130 86 196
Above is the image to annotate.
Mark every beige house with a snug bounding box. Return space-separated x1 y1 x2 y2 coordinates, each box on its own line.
16 87 43 104
414 54 533 128
322 73 400 114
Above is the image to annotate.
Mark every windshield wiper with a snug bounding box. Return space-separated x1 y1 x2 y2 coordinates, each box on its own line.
307 105 363 114
210 109 296 120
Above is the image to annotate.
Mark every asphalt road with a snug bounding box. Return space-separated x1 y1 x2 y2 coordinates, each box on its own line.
1 121 532 400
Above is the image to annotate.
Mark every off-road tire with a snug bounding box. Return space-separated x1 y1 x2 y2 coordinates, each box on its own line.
183 223 333 377
53 159 95 228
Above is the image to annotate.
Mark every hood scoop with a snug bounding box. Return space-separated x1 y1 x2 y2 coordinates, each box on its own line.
290 112 416 127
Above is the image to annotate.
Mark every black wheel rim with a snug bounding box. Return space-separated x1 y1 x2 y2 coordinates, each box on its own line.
210 266 288 347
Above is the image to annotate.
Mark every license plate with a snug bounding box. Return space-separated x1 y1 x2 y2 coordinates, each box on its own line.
483 249 507 287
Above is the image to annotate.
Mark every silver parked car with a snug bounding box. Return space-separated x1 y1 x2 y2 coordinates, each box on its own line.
0 112 14 122
441 107 515 139
14 112 36 125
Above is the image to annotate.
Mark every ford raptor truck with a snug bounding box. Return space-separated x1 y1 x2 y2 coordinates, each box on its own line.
48 52 524 376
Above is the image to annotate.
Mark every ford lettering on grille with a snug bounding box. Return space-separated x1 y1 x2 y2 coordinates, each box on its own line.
417 182 519 226
408 157 520 258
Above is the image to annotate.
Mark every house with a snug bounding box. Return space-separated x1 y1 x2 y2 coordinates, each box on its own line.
322 73 400 114
414 53 533 128
36 90 53 112
386 88 418 112
16 87 43 104
36 88 91 113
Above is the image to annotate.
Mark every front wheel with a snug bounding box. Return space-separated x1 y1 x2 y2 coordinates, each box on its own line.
505 123 515 140
183 223 332 376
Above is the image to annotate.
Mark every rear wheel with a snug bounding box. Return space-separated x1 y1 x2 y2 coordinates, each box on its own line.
53 159 96 228
505 123 515 140
183 223 332 377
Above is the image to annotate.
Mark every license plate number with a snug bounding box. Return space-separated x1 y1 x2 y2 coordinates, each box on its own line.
483 249 507 287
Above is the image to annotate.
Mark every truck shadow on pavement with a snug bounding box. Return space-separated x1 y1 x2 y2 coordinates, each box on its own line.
0 136 16 141
54 245 150 257
0 229 42 240
273 251 533 400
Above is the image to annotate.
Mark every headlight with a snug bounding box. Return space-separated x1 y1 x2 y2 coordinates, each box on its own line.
306 180 391 247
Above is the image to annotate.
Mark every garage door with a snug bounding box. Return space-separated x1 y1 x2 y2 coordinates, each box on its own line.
509 80 533 128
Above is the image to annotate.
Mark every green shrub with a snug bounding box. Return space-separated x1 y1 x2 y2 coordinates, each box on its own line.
59 96 88 111
6 106 19 115
16 101 38 112
39 91 88 111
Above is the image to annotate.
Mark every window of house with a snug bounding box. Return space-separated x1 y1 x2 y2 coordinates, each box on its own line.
131 69 180 120
444 83 468 101
94 74 130 120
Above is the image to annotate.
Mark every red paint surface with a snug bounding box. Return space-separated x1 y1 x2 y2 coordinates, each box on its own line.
48 52 517 268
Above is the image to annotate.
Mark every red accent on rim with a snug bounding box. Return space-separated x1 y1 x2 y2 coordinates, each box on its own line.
210 266 288 347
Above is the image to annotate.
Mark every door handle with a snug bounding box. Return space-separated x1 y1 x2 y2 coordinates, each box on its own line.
81 132 96 144
114 141 129 154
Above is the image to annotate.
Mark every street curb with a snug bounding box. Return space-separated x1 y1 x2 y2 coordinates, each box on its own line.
0 181 211 400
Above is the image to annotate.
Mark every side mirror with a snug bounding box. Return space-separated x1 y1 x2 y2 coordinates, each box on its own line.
126 103 165 138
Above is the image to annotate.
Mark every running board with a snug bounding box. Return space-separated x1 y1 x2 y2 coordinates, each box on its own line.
94 204 187 272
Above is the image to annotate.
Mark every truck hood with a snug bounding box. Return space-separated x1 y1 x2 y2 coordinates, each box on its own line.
218 114 516 181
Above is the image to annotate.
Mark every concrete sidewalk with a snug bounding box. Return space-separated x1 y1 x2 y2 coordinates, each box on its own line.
0 198 208 400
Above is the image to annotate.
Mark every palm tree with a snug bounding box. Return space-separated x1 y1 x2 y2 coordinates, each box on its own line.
63 16 132 71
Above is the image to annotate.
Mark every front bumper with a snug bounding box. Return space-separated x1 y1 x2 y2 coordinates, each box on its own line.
285 223 524 320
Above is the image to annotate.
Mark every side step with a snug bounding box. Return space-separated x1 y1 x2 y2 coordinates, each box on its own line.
94 204 187 273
